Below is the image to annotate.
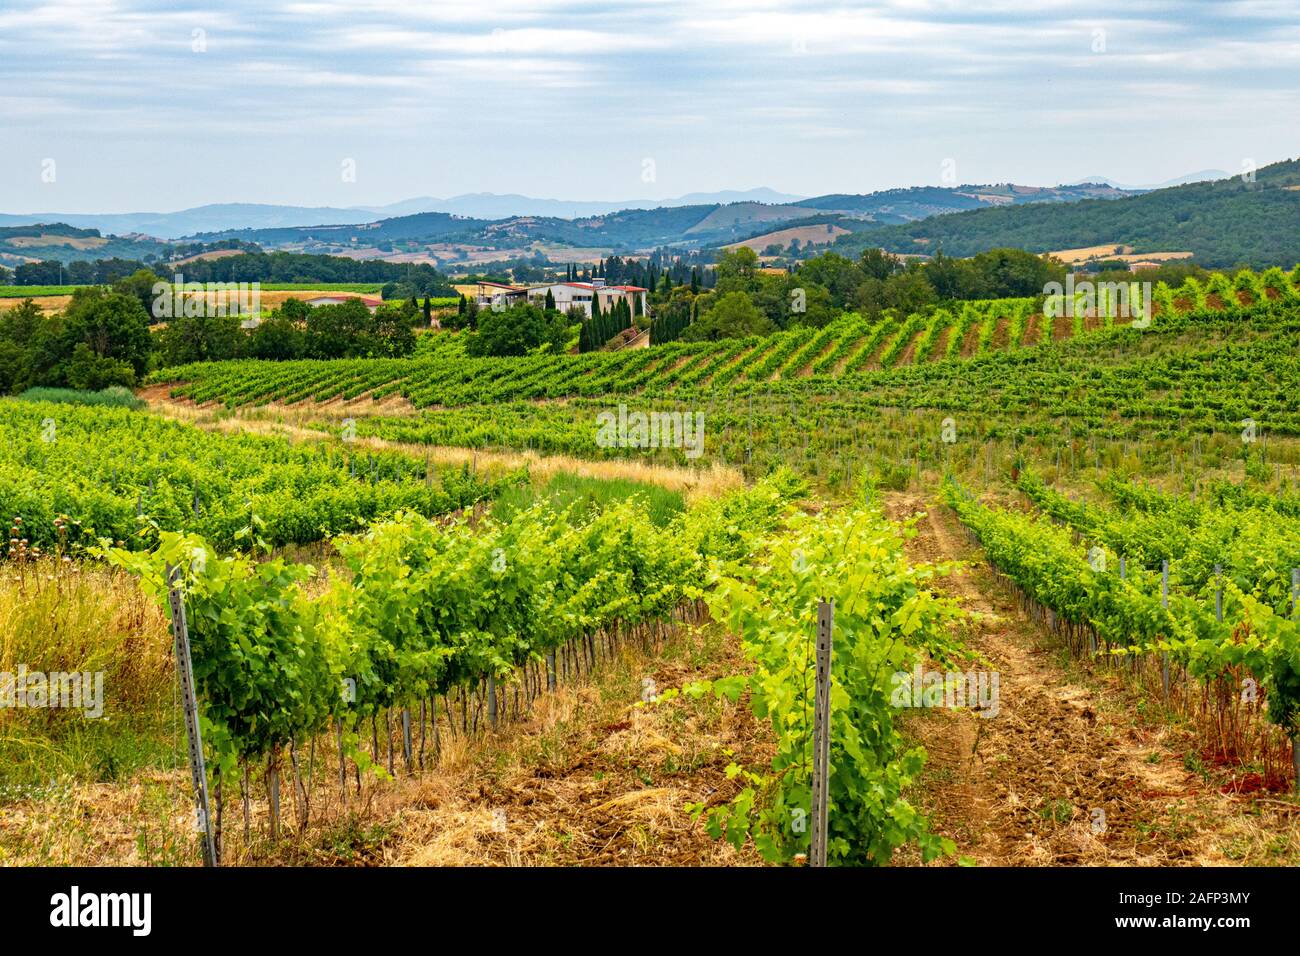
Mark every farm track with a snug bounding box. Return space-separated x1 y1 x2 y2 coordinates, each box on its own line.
145 398 744 500
885 492 1300 866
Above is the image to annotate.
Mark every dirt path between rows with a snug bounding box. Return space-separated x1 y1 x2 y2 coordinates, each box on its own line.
884 491 1298 866
144 399 743 502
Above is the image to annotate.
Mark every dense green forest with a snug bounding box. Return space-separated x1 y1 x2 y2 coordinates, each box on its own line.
835 158 1300 268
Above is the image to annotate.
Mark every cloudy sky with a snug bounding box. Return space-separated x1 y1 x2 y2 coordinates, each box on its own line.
2 0 1298 212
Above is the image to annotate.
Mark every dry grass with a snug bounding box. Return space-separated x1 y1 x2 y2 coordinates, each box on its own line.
145 400 744 504
0 617 772 867
0 558 177 864
0 557 172 721
1047 244 1194 265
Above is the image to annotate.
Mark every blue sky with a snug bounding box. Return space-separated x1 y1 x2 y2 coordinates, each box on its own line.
2 0 1298 212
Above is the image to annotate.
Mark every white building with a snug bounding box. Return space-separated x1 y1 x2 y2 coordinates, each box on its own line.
528 279 648 318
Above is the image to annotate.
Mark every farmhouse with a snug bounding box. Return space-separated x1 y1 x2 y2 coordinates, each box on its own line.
527 280 648 318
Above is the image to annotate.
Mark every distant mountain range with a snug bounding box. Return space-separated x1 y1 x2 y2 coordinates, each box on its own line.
6 163 1295 271
0 181 1145 268
160 182 1133 262
1069 169 1231 191
0 188 807 240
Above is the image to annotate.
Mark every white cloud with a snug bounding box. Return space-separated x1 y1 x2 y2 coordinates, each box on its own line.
2 0 1298 207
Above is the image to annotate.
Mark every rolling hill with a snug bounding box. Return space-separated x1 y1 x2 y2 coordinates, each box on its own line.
0 189 808 240
182 182 1143 257
836 158 1300 268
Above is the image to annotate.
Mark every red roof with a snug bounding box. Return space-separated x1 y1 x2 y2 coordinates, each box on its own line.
305 294 384 307
611 285 648 292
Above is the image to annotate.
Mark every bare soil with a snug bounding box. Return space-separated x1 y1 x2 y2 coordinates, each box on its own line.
885 492 1300 866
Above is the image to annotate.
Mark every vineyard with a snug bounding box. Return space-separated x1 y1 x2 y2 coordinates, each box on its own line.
0 399 507 553
100 478 786 852
150 266 1300 410
945 478 1300 787
5 263 1300 871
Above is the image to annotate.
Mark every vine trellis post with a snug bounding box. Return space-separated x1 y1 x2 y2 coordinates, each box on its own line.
165 564 217 867
810 598 834 868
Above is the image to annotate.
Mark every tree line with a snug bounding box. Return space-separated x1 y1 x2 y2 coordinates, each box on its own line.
3 250 457 296
647 245 1068 343
0 279 426 394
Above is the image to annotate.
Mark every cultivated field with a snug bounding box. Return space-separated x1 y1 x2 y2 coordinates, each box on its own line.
4 264 1300 870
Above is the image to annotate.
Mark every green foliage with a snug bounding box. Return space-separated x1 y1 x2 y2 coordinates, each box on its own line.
468 302 570 357
16 385 144 409
680 291 776 342
103 478 803 778
945 478 1300 739
490 472 685 527
690 502 965 865
0 399 502 553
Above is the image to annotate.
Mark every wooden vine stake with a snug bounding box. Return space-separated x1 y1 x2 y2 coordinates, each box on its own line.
1160 560 1170 698
165 564 217 867
810 598 834 868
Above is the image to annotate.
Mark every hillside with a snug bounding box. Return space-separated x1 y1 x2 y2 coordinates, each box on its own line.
0 222 168 268
801 182 1131 222
2 181 1147 271
180 182 1142 260
837 158 1300 267
0 189 810 238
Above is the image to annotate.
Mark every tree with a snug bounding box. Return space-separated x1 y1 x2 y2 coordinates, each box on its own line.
544 288 556 311
680 291 776 341
466 303 567 357
923 250 981 300
714 247 760 290
157 311 244 366
59 288 153 378
967 248 1065 298
277 297 311 324
65 342 136 390
302 299 373 359
249 315 305 360
0 299 48 391
859 248 903 281
369 304 417 357
112 268 166 322
853 268 936 318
